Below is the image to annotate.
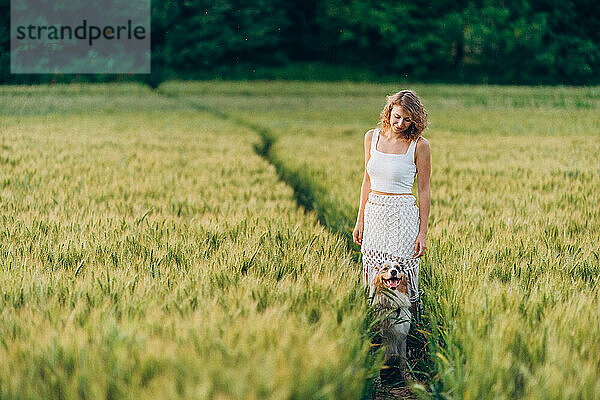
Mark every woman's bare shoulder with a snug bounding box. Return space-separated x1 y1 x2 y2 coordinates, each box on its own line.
364 128 376 146
416 136 430 148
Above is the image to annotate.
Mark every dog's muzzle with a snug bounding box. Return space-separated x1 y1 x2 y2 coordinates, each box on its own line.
383 269 400 290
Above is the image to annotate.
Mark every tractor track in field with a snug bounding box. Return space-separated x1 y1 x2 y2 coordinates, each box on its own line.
157 90 420 400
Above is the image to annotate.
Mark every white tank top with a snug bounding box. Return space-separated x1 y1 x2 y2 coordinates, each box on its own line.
366 127 418 194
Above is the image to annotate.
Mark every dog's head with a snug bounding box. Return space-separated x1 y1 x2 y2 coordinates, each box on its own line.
372 262 408 294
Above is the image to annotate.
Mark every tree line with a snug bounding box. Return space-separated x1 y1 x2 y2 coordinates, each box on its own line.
1 0 598 85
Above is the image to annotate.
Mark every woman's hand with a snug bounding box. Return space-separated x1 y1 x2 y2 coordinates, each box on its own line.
413 232 427 258
353 220 364 245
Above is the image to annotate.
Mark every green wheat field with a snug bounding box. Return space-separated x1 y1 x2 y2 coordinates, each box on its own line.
0 81 598 399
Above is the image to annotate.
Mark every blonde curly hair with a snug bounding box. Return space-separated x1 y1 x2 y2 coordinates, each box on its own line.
378 90 428 141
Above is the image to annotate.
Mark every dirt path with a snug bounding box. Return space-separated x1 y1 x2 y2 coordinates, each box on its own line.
371 377 418 400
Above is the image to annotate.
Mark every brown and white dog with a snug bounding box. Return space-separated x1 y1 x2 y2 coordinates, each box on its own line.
368 262 412 372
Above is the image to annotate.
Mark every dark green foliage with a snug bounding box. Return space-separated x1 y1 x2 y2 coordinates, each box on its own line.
1 0 598 84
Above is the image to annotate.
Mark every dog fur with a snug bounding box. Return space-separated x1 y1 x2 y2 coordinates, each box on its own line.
368 262 412 372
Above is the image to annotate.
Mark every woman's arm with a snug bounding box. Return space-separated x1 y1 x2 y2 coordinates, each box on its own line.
356 130 373 223
353 130 373 245
414 137 431 257
357 173 371 223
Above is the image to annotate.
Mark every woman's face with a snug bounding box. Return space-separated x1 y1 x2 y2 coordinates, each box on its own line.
389 105 412 134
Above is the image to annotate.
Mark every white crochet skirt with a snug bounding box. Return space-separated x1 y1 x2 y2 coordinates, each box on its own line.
361 192 421 303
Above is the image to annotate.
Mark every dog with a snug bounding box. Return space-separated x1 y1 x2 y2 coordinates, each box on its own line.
368 262 412 376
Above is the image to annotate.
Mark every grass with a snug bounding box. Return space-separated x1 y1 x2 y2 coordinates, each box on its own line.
2 80 599 399
0 84 381 399
159 80 600 399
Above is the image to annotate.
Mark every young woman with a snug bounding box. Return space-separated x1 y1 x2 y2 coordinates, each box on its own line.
353 90 431 314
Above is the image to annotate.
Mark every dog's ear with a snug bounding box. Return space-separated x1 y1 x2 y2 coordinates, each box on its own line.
373 274 385 293
398 273 408 294
369 265 380 283
368 266 378 288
